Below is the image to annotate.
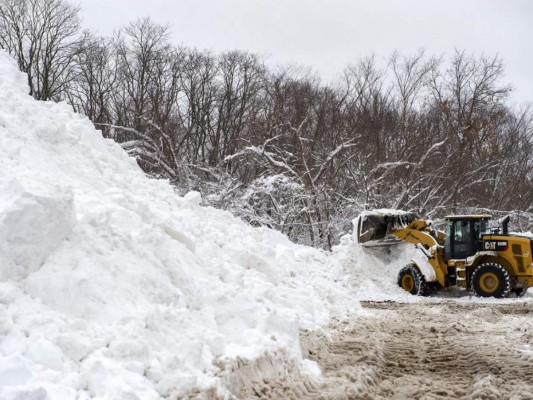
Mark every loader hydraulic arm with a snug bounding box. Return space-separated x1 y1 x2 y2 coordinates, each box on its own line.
392 219 439 249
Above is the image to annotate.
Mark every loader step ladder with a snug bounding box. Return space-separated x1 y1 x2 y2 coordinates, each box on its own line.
455 261 467 288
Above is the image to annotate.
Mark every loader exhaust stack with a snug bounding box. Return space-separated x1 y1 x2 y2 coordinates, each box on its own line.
355 210 418 247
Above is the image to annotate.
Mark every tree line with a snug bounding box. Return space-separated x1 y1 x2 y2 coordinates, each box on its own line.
1 0 532 248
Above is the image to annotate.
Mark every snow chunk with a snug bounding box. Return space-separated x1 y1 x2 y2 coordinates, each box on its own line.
0 180 76 281
25 339 65 371
0 386 48 400
55 333 92 363
81 356 160 400
301 359 322 379
0 354 33 387
0 304 13 334
183 190 202 206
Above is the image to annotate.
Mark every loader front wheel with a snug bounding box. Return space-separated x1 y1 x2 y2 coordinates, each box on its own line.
471 263 511 298
398 264 427 296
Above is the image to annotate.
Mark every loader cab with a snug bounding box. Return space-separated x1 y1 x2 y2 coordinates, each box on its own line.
444 215 491 261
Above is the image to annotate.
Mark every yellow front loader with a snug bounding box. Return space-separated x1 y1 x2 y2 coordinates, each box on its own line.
355 211 533 298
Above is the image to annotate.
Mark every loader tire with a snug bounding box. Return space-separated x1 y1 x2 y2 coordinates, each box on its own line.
512 288 528 298
471 263 511 298
398 264 427 296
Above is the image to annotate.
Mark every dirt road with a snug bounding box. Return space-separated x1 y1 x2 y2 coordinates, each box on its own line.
303 300 533 400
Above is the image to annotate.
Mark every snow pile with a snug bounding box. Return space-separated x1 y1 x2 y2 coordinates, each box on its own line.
0 51 354 399
333 234 422 302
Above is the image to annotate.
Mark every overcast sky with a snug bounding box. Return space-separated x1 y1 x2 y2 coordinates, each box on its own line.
77 0 532 104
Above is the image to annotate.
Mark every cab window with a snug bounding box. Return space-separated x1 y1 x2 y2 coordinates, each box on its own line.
454 220 470 243
473 220 489 239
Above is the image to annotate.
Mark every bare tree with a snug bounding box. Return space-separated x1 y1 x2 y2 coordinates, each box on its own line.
4 1 530 247
212 51 264 166
66 32 117 128
0 0 81 100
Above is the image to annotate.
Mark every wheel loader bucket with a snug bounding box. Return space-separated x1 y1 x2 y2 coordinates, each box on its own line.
354 210 418 247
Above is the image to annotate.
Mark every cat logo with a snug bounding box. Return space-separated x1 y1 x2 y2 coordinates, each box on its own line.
483 240 508 251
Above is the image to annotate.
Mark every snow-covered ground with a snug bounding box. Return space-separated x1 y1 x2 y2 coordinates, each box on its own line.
0 51 531 400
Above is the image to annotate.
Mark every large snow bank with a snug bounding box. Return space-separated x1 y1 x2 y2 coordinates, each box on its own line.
0 51 354 399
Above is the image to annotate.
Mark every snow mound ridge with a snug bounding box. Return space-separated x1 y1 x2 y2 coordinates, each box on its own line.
0 51 27 95
0 51 352 399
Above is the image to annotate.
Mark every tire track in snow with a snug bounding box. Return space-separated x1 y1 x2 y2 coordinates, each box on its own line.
309 301 533 400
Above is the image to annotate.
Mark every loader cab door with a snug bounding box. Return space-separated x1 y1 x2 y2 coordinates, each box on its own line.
444 219 478 260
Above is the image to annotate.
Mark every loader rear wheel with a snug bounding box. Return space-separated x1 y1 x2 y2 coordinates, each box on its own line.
471 263 511 298
398 264 427 296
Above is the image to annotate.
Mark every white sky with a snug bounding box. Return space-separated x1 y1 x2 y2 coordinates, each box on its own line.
77 0 533 104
